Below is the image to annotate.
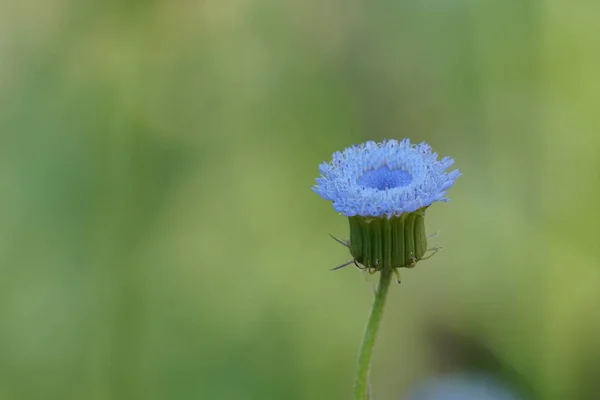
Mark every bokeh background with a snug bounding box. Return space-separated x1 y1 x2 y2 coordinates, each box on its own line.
1 1 599 399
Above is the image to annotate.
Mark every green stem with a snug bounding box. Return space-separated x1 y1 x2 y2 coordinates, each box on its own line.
353 268 394 400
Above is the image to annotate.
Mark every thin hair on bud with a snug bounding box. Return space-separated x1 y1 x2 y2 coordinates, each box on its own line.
421 246 442 260
354 259 367 270
427 230 440 239
329 234 350 248
330 260 355 271
394 269 401 284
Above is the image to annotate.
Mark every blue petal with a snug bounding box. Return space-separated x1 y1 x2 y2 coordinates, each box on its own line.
313 139 460 217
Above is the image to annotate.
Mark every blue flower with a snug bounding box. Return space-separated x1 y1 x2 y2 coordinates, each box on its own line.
405 374 522 400
313 139 460 218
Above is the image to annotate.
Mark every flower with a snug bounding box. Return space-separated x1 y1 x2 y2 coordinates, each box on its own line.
313 139 460 218
405 374 522 400
313 139 460 272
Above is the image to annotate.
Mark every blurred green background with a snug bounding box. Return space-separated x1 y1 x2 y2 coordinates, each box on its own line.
1 1 599 399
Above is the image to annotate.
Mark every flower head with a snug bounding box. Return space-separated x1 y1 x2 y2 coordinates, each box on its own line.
313 139 460 218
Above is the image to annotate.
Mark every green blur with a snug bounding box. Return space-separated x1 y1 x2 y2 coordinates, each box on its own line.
1 1 599 399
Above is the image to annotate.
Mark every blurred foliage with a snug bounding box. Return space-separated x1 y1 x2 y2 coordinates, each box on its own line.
1 0 599 399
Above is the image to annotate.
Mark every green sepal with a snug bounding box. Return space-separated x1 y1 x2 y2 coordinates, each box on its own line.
348 208 428 271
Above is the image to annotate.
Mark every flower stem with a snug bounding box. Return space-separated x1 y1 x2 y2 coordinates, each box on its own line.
353 268 394 400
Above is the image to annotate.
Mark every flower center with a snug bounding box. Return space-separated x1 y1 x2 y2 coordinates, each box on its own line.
357 166 413 190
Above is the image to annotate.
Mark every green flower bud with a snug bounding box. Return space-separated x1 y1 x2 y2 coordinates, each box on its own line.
348 208 428 272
